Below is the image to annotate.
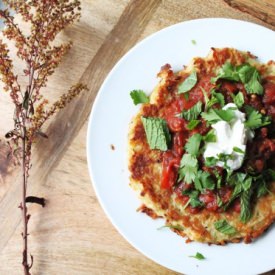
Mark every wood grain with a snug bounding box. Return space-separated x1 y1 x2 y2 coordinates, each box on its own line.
224 0 275 26
0 0 274 274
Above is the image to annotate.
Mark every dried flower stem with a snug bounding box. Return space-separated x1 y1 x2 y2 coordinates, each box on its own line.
0 1 86 273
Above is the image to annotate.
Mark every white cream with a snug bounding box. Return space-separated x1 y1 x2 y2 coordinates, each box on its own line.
203 103 253 171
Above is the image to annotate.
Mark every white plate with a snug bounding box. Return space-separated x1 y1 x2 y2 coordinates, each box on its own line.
87 18 275 275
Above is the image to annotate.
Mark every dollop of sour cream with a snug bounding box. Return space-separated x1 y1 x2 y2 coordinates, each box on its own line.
203 103 253 171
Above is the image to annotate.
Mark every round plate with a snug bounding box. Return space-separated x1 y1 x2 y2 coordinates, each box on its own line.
87 18 275 275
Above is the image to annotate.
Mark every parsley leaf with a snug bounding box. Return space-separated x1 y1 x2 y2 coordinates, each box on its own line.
141 117 171 151
244 106 271 129
189 252 206 260
187 119 201 130
178 71 198 94
130 90 149 105
231 91 244 108
178 154 198 184
214 219 237 235
179 101 202 121
201 108 235 124
185 133 202 156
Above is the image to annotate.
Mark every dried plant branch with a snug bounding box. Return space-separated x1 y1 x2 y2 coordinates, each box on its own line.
0 1 86 274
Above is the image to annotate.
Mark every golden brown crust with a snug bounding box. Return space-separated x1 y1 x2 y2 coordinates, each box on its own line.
128 48 275 244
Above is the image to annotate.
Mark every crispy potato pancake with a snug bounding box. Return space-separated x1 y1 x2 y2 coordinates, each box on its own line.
128 48 275 244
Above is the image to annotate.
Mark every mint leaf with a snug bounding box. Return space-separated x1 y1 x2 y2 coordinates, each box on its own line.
201 108 235 124
240 190 252 223
231 91 244 108
178 71 198 94
130 90 149 105
178 154 198 184
245 69 263 95
189 252 206 260
187 119 201 130
214 219 237 235
141 117 171 151
185 133 202 156
179 101 202 121
245 106 271 129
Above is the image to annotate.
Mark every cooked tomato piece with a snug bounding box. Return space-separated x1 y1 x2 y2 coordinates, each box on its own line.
199 190 218 211
263 82 275 105
161 151 181 189
167 117 185 132
172 132 186 156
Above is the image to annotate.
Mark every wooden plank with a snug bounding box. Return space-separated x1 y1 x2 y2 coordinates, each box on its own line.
224 0 275 26
0 0 275 274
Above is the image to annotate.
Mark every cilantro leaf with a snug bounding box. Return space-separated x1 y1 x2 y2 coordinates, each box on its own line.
178 71 198 94
189 252 206 260
237 64 255 83
240 189 252 223
179 101 202 121
178 154 198 184
185 133 202 156
141 117 171 151
245 69 263 95
194 171 215 191
211 62 263 95
244 106 271 129
207 90 225 109
231 91 244 108
130 90 149 105
203 129 217 143
233 147 245 154
201 108 235 124
182 189 204 208
157 224 184 231
214 219 237 235
204 156 218 167
187 119 201 130
211 62 240 83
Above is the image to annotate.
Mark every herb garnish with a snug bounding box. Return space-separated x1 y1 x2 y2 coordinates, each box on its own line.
244 106 271 129
185 133 202 156
187 119 201 130
189 252 206 260
141 117 171 151
211 62 264 95
214 219 237 235
179 101 202 121
130 90 149 105
201 108 235 124
231 91 244 108
178 71 198 94
178 154 198 184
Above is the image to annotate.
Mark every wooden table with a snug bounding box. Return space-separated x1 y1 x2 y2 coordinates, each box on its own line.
0 0 274 274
